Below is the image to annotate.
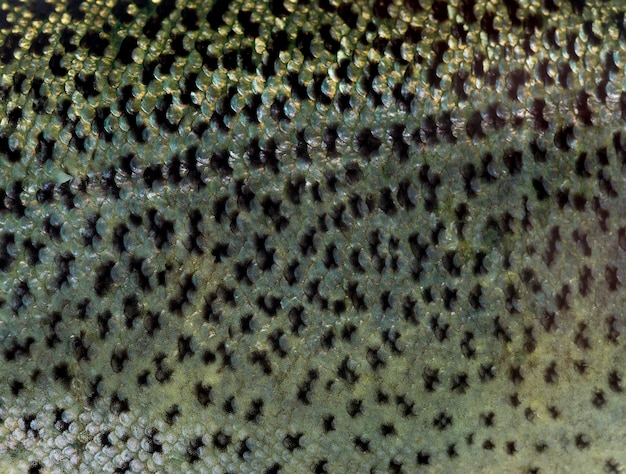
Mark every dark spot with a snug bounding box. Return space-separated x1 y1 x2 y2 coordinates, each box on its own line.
181 7 199 30
282 433 303 451
186 436 204 463
80 30 109 56
574 433 590 450
94 261 115 296
116 36 137 64
110 348 128 373
609 370 623 392
592 389 606 408
605 265 620 291
433 411 452 430
357 129 381 160
213 430 231 451
53 363 72 388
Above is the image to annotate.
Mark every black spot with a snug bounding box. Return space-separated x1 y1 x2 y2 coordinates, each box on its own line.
574 433 591 450
11 280 30 313
245 398 263 423
605 265 620 291
110 348 128 373
557 63 572 88
423 367 440 392
186 436 204 463
264 464 282 474
53 363 72 388
237 10 259 38
48 52 68 76
29 32 51 56
147 209 174 249
480 12 499 42
94 261 115 296
540 310 557 332
353 436 370 452
357 129 381 159
319 24 340 54
244 138 280 173
271 0 289 16
0 134 21 163
10 379 24 396
110 0 133 23
239 47 256 74
503 149 523 174
142 428 162 454
373 0 391 18
0 232 15 272
432 0 448 21
433 411 452 430
96 311 111 340
583 19 601 46
283 433 303 451
609 370 623 392
58 29 77 54
64 0 87 20
569 0 585 14
338 357 359 384
143 164 163 188
576 90 593 125
606 459 621 474
116 36 137 64
165 405 180 425
451 372 469 393
74 72 98 98
80 30 109 56
181 7 199 30
54 252 75 288
28 0 54 19
337 3 357 28
0 8 11 30
92 107 112 141
509 365 524 385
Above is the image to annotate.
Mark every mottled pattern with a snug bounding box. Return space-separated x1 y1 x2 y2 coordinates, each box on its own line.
0 0 625 472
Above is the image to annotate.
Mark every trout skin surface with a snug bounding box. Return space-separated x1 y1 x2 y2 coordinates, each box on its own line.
0 0 625 472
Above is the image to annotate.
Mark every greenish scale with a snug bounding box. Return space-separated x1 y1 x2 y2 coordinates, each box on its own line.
0 0 624 472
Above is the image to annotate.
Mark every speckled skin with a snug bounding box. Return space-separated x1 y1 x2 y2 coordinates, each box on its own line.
0 0 625 472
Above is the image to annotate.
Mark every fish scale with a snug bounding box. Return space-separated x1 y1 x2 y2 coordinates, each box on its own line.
0 0 624 472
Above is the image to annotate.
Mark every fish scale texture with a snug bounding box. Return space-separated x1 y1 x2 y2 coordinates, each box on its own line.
0 0 625 472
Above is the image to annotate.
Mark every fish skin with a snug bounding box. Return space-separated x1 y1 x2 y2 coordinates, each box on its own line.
0 0 625 472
